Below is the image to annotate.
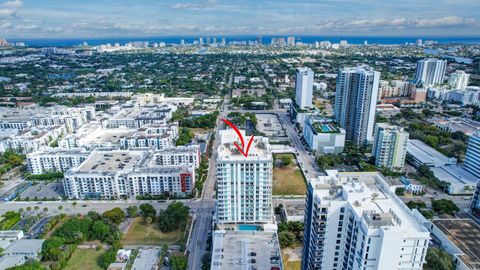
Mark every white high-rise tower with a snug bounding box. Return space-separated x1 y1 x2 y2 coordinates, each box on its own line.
449 70 470 90
295 67 314 109
413 58 447 86
334 65 380 144
301 171 430 270
216 129 273 224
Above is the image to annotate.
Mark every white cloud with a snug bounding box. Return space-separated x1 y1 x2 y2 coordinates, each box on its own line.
0 0 22 17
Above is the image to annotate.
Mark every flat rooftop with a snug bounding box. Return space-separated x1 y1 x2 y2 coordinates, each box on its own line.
406 139 456 167
430 165 479 193
131 248 159 270
217 129 272 161
433 219 480 269
311 171 429 234
211 230 282 270
76 151 144 173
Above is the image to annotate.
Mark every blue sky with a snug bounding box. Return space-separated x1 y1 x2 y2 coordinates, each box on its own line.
1 0 479 38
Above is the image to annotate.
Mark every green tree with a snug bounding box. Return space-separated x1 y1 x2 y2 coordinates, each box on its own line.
145 216 153 226
126 205 138 217
432 199 459 215
158 202 189 233
170 254 188 270
395 187 406 196
278 231 296 248
91 220 110 241
102 208 125 224
424 247 454 270
139 203 156 221
6 261 47 270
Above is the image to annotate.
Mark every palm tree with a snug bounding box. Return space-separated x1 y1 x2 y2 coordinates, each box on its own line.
43 207 48 216
72 201 77 215
18 208 24 216
58 205 63 214
26 207 31 215
146 216 153 226
34 205 39 214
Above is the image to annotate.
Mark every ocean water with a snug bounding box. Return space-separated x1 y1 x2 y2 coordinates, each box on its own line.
8 35 480 47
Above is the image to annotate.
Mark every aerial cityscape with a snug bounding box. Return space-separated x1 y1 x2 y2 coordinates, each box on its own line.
0 1 480 270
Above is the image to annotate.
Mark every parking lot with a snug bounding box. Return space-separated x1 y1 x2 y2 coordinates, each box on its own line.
256 114 286 138
20 182 64 200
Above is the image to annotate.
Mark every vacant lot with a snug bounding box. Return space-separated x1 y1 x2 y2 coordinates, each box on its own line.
123 217 185 245
273 154 307 196
65 248 104 270
282 245 302 270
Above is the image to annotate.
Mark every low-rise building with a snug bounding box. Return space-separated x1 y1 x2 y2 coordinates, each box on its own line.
0 125 65 153
303 117 345 154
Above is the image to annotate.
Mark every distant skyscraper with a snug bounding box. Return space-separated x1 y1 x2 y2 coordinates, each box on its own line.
449 70 470 90
0 38 8 47
221 38 226 46
287 36 295 46
213 37 217 44
216 129 273 224
271 37 286 46
372 123 409 171
464 132 480 178
199 37 204 45
334 65 380 144
295 67 314 109
301 171 430 270
206 37 211 45
413 58 447 86
340 40 348 46
256 36 263 45
180 39 185 46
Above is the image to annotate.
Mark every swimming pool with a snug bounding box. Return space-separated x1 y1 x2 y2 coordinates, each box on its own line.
238 224 260 231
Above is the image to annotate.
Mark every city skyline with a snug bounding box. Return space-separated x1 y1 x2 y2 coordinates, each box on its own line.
0 0 480 38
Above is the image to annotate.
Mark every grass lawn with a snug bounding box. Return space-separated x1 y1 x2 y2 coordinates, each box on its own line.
123 217 186 245
65 248 104 270
273 154 307 196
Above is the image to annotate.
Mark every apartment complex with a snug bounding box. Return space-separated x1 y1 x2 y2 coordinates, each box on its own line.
334 65 380 145
215 129 273 224
63 148 198 199
26 148 90 174
372 123 409 171
413 58 447 86
301 171 430 270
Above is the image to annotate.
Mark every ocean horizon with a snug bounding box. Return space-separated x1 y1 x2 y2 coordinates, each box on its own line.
7 35 480 47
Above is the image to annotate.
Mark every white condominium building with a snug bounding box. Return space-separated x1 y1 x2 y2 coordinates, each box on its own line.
106 105 173 128
448 70 470 90
295 67 314 109
151 145 200 169
216 129 273 224
120 123 179 150
0 105 88 132
63 150 195 199
372 123 409 172
302 171 430 270
0 125 65 153
334 65 380 145
413 58 447 86
26 148 90 174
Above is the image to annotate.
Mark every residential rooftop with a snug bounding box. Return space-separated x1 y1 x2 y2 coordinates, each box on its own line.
217 129 272 162
311 171 429 234
75 150 144 173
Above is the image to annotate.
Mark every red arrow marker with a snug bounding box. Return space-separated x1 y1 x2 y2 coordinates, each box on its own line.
222 118 255 157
